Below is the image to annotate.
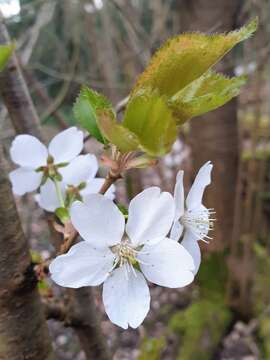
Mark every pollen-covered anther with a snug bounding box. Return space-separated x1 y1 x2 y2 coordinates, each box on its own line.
181 208 216 242
113 241 137 264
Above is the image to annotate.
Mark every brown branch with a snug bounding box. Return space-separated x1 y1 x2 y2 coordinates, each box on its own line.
24 69 68 130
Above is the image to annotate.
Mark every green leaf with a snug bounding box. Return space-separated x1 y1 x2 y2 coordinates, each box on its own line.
132 18 257 98
97 110 140 153
0 43 14 72
73 86 113 143
123 90 177 156
169 71 247 124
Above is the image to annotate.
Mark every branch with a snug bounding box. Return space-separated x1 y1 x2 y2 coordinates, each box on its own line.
115 95 129 113
24 69 68 130
0 12 42 138
20 2 56 66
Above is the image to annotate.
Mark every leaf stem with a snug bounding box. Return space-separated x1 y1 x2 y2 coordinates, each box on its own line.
53 179 65 208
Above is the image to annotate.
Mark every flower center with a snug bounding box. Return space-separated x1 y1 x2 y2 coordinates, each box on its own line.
108 239 144 279
181 207 215 242
113 241 137 266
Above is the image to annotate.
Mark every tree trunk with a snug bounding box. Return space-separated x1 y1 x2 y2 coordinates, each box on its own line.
0 146 54 360
177 0 242 251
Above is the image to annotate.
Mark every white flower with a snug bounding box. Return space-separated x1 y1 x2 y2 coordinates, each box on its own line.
49 187 195 329
35 154 115 212
170 161 215 275
9 127 84 195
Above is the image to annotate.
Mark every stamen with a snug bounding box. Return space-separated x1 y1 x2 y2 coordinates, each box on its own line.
181 206 215 242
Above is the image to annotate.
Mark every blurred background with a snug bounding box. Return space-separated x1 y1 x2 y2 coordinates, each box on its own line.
0 0 269 359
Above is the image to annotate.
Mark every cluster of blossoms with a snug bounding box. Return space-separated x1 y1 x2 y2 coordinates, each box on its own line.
9 127 214 329
9 127 115 207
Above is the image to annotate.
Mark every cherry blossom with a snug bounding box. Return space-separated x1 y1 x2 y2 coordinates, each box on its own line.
35 154 115 212
170 161 215 274
9 127 83 195
49 187 195 329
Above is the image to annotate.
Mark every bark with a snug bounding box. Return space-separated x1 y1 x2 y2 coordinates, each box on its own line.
0 14 110 360
177 0 243 251
0 146 54 360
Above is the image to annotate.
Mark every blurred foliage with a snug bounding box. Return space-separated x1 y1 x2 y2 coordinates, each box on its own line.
169 298 231 360
139 337 166 360
0 43 14 71
169 253 231 359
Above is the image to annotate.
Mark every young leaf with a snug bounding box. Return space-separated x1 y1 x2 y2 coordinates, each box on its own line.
169 71 247 124
0 43 14 72
123 90 177 156
73 86 112 143
97 110 140 153
132 18 257 98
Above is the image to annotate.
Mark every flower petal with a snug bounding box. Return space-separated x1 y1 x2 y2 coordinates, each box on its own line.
138 238 194 288
170 220 184 241
181 231 201 275
186 161 213 210
174 170 185 220
10 135 48 168
9 167 42 195
49 241 115 288
81 178 115 200
60 154 98 186
35 178 63 212
102 267 150 329
126 187 175 246
70 195 124 247
48 127 84 163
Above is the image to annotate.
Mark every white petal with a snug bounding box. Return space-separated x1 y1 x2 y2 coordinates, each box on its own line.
10 135 48 168
49 241 115 288
102 267 150 329
70 195 124 248
138 238 194 288
170 220 184 241
60 154 98 186
126 187 175 246
81 178 115 200
9 167 42 195
174 170 185 220
181 231 201 275
186 161 213 210
48 127 84 164
35 178 63 212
